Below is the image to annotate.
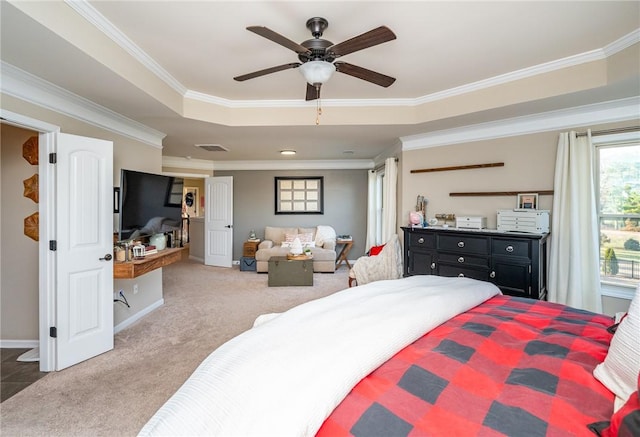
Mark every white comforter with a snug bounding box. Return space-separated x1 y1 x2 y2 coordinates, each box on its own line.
139 275 500 437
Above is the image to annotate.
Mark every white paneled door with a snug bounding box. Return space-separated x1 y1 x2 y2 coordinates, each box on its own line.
204 176 233 267
55 133 113 370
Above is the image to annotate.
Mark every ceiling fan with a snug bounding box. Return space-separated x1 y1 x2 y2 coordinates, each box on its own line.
233 17 397 101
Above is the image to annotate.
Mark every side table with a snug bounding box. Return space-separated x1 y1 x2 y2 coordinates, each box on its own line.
335 239 353 270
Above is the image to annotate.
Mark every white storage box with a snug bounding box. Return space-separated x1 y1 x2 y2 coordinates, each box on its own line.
497 210 550 234
456 216 487 229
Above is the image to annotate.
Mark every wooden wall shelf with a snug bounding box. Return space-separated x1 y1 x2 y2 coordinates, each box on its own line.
450 190 554 197
411 162 504 174
113 246 188 279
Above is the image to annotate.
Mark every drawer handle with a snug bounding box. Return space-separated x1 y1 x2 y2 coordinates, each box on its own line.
458 273 465 278
457 241 465 248
430 262 436 269
506 245 514 252
490 271 496 278
418 237 425 244
458 257 465 263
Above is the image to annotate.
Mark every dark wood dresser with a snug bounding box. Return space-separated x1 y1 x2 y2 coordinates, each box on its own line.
402 226 549 300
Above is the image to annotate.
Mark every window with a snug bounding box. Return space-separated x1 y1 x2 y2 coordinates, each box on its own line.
596 132 640 287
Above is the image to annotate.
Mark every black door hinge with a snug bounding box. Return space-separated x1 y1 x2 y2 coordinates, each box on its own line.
49 327 57 338
49 153 57 164
49 240 57 251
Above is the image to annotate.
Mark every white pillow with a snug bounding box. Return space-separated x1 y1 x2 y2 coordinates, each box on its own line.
593 284 640 411
280 233 298 248
298 233 314 244
315 225 336 247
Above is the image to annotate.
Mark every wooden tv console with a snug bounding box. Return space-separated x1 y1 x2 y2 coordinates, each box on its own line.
113 246 188 279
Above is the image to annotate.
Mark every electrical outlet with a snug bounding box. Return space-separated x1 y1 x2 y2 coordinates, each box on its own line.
113 291 120 300
133 283 139 294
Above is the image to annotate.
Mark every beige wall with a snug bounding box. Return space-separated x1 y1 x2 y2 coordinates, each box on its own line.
401 132 557 230
400 121 636 316
1 125 41 341
1 95 164 341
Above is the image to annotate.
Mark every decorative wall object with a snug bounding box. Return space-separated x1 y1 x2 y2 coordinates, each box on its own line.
275 176 324 214
24 212 39 241
22 136 38 165
411 162 504 173
183 186 199 217
23 174 39 203
450 190 553 197
517 193 539 210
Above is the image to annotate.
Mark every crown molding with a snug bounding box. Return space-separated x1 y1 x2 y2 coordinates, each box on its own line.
603 28 640 56
181 29 640 109
401 96 640 150
162 156 374 171
162 171 211 179
66 1 638 110
0 109 61 133
1 62 166 148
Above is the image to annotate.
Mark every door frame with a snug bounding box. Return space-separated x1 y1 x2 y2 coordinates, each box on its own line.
1 109 59 371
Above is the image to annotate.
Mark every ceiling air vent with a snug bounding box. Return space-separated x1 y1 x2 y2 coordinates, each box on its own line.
195 144 229 152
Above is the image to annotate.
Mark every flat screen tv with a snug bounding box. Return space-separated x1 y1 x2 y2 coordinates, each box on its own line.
118 169 184 241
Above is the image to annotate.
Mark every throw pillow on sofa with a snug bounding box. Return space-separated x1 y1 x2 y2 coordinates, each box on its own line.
369 244 385 256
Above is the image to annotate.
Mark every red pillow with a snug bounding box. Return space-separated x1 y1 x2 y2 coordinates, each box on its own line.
369 244 385 256
590 374 640 436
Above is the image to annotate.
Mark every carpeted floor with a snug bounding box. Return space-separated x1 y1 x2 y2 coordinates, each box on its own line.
0 260 350 436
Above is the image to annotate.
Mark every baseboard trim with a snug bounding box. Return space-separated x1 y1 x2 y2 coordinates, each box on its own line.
114 299 165 334
189 255 204 263
0 339 39 348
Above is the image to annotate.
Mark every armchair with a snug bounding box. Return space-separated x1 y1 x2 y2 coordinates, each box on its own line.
348 234 403 286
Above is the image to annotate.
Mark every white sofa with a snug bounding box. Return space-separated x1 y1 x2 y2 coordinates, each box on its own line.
255 226 337 273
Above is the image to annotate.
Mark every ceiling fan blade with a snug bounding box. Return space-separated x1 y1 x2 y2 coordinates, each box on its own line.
334 62 396 87
234 63 301 81
306 83 320 101
327 26 396 57
247 26 311 54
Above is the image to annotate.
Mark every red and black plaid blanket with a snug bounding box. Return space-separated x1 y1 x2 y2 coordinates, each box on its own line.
318 295 614 436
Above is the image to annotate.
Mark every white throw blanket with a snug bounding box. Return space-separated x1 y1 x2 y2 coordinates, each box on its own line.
139 275 500 437
351 234 403 285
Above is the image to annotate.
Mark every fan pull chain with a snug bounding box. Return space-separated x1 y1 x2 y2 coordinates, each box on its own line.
316 85 322 125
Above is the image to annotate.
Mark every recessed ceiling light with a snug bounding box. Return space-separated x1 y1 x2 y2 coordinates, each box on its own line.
280 150 296 155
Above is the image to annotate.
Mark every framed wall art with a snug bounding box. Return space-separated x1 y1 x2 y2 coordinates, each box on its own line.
275 176 324 214
516 193 538 210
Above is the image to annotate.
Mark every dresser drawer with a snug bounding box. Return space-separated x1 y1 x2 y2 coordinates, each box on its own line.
409 232 436 249
438 264 489 281
492 238 530 258
438 252 489 268
438 234 489 255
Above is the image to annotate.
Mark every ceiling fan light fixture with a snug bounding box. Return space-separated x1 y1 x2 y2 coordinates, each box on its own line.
298 60 335 85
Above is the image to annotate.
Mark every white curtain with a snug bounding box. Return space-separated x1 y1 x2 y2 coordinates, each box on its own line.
381 157 397 243
548 130 602 312
365 170 377 252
